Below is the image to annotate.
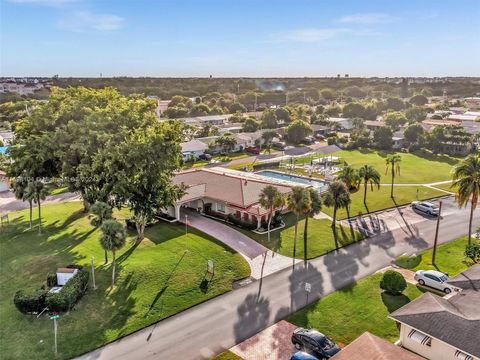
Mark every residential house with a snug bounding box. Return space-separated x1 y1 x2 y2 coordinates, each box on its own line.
181 139 208 161
364 119 386 131
166 167 306 228
182 114 230 127
328 117 354 130
331 332 424 360
390 265 480 360
464 97 480 110
392 131 405 149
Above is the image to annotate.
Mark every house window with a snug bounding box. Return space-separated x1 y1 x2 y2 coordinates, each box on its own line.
217 203 226 213
408 329 432 346
455 350 474 360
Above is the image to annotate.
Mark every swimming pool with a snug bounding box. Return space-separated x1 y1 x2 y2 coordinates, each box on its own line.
256 170 327 192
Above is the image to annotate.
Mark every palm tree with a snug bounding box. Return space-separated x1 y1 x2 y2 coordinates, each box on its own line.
259 185 285 243
287 186 312 259
386 154 402 198
323 180 351 228
31 180 48 234
452 154 480 245
100 220 127 286
11 177 35 230
91 201 113 263
302 188 322 263
337 164 360 191
358 165 381 211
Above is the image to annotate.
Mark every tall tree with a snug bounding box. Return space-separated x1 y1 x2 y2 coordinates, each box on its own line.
91 201 113 263
31 180 48 234
303 188 322 263
338 164 360 191
287 187 312 259
100 220 126 286
358 165 381 211
452 154 480 245
385 155 402 198
286 120 313 144
258 185 284 243
323 181 351 228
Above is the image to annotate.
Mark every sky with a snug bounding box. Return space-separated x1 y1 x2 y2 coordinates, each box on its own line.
1 0 480 77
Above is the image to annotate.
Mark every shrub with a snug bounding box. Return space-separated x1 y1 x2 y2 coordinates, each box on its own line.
465 243 480 263
47 273 57 287
14 288 48 314
46 269 89 312
327 137 337 145
227 214 257 230
380 270 407 295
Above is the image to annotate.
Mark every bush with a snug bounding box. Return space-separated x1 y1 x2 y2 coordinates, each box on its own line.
227 214 257 230
14 288 48 314
46 269 89 312
465 243 480 263
380 270 407 295
47 273 57 287
327 137 337 145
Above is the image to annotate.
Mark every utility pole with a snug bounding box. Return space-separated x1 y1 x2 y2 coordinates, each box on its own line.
50 315 60 355
432 201 443 265
91 256 96 290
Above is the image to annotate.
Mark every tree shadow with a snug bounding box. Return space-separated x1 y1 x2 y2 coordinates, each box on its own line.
288 262 324 312
323 248 360 291
381 291 412 313
233 293 271 347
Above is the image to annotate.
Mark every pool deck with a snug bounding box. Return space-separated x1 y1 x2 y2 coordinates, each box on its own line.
255 169 327 192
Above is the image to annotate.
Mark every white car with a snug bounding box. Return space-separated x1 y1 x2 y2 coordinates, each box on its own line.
414 270 455 293
411 201 439 216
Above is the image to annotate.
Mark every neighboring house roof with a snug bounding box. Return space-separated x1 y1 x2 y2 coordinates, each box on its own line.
331 332 425 360
314 144 341 155
448 264 480 291
448 114 479 121
173 167 298 213
181 139 207 153
390 289 480 358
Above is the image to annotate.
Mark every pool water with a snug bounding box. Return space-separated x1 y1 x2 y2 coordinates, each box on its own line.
256 170 326 192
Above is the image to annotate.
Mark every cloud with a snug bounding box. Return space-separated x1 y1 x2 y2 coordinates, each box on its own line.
58 11 124 32
279 28 347 43
7 0 76 5
337 13 396 24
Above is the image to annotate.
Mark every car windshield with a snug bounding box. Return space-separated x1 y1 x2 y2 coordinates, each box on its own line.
322 337 335 350
440 275 448 282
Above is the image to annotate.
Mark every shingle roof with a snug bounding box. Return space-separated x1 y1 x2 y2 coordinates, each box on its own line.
448 264 480 290
390 289 480 357
181 139 208 153
331 332 425 360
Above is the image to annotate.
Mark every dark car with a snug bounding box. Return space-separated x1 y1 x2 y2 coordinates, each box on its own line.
272 141 286 150
245 146 260 154
302 136 315 145
198 153 212 161
291 328 341 359
291 351 319 360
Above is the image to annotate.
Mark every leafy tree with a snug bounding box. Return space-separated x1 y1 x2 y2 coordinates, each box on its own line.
325 105 341 117
323 180 350 228
197 123 219 137
320 88 336 101
452 154 480 245
358 165 381 210
342 103 365 119
384 111 408 130
215 133 237 153
404 123 425 146
287 120 313 144
261 130 278 145
464 242 480 263
261 109 278 129
385 154 402 198
409 94 428 106
91 201 113 263
287 187 312 259
275 107 291 124
190 103 210 117
258 186 285 243
31 180 48 234
337 165 360 190
385 97 405 111
228 103 247 113
169 95 193 108
380 270 407 295
373 127 393 149
100 220 126 286
344 86 366 99
11 175 35 229
163 106 189 119
303 188 321 262
405 106 428 122
242 118 259 133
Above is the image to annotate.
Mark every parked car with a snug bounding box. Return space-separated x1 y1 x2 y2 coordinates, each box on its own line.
411 201 439 216
414 270 455 293
291 351 319 360
272 141 286 150
198 153 212 161
245 146 260 154
302 136 315 145
291 328 341 359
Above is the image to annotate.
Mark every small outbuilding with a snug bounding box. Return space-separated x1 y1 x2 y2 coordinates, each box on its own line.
56 268 78 286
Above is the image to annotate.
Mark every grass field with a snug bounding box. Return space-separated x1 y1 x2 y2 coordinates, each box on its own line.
287 273 423 346
0 202 250 360
213 350 243 360
236 213 361 259
396 236 476 276
431 182 457 193
322 184 446 219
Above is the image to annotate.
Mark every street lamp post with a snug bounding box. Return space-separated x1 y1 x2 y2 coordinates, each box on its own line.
432 201 443 265
50 314 60 355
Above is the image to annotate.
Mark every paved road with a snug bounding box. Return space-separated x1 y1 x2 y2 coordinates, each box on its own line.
0 190 79 213
78 196 479 360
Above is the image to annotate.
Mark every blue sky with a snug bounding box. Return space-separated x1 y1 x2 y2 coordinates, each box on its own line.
1 0 479 77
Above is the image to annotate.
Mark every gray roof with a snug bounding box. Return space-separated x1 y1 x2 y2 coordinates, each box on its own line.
314 144 341 155
181 139 207 153
448 264 480 290
390 290 480 357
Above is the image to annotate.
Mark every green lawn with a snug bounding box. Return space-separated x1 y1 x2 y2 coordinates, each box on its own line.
0 202 250 360
287 273 423 346
213 350 243 360
236 213 362 259
322 184 446 219
431 182 457 193
396 236 476 276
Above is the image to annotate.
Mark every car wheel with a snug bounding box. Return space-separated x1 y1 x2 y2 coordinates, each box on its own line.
444 288 452 294
418 279 425 286
294 342 302 350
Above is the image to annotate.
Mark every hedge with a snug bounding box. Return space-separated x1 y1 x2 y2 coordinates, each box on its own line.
14 288 48 314
45 269 89 312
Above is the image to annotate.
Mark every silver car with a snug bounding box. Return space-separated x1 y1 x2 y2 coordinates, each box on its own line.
411 201 439 216
414 270 455 293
